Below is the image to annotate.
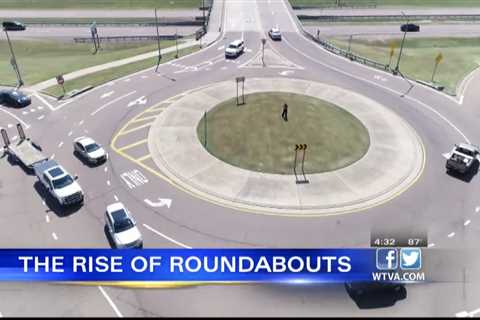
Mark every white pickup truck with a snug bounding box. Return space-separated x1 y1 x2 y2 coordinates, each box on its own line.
33 160 84 206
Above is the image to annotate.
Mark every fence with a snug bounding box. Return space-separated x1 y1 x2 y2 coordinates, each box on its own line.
298 14 480 23
291 0 377 9
73 34 185 43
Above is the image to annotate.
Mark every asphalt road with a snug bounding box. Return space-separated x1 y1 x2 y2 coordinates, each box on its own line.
1 0 480 317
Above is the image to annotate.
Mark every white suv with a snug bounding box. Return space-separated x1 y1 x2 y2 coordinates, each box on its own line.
105 202 143 249
225 39 245 58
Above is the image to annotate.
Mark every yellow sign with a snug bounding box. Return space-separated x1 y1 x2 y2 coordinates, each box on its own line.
389 42 396 58
435 52 443 64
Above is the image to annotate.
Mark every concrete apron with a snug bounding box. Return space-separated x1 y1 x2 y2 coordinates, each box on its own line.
148 78 425 216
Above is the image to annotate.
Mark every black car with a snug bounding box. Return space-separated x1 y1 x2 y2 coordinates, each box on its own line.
0 90 31 108
401 23 420 32
2 21 26 31
345 282 407 308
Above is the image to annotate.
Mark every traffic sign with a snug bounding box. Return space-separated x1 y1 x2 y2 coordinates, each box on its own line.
435 52 443 65
56 75 64 85
295 144 307 151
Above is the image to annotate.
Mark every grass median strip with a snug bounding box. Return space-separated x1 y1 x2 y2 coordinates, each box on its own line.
0 39 177 86
44 45 201 97
328 36 480 94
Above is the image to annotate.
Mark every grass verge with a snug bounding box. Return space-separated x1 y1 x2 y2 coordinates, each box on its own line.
290 0 480 7
44 44 201 97
0 0 204 9
0 39 179 86
197 92 370 175
328 36 480 94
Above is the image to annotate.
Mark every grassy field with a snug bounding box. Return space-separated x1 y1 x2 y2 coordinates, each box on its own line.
328 37 480 93
0 0 204 9
290 0 480 7
44 44 200 97
0 39 178 86
197 92 370 175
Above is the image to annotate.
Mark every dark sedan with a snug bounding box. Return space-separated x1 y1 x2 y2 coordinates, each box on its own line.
401 23 420 32
0 90 31 108
2 21 26 31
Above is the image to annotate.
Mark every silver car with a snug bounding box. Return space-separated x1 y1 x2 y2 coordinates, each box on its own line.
73 136 108 164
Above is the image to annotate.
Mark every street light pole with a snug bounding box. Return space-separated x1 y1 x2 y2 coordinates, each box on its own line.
154 7 162 72
175 27 179 59
394 12 409 74
4 29 23 88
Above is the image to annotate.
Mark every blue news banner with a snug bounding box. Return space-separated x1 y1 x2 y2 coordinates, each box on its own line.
0 249 419 283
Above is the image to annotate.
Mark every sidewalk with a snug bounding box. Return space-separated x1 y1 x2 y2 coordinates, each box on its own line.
28 0 224 92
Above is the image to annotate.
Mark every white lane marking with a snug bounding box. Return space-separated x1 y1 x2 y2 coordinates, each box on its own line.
144 198 172 209
68 131 73 137
58 141 64 148
107 180 111 186
42 200 46 206
37 115 45 120
141 75 148 79
448 232 456 238
98 286 123 318
217 45 225 50
51 153 55 159
45 215 50 223
101 91 115 99
280 70 294 76
143 224 191 249
456 308 480 317
282 36 471 143
114 195 119 201
0 311 3 317
33 93 54 111
464 220 471 226
476 207 480 213
428 243 435 248
127 96 147 107
79 120 84 126
37 106 43 110
22 111 28 115
7 123 13 128
0 108 30 129
11 135 18 141
120 170 148 189
91 91 136 116
52 232 58 240
104 167 108 173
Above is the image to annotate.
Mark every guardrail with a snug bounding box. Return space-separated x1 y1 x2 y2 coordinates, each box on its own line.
73 34 186 43
298 14 480 22
291 0 376 9
24 19 204 28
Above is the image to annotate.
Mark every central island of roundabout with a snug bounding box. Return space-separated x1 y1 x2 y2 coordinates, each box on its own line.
148 78 425 216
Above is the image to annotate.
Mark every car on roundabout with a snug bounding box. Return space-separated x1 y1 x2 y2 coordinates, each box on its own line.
445 143 480 174
105 202 143 249
73 136 108 165
0 89 31 108
268 27 282 40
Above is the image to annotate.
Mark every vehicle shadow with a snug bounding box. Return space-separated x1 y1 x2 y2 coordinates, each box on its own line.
103 225 117 249
446 160 479 183
33 181 81 217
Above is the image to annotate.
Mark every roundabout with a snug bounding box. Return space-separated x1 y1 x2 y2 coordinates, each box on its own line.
147 78 425 216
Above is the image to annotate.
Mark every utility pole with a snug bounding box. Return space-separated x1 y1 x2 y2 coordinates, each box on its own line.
175 28 179 59
394 12 409 74
4 29 23 87
154 7 162 72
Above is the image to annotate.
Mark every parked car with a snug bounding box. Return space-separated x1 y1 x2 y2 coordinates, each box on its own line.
105 203 143 249
400 23 420 32
2 21 26 31
0 89 31 108
225 39 245 58
268 27 282 40
73 136 108 165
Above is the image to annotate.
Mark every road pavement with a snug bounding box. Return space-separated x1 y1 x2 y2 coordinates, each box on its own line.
1 0 480 317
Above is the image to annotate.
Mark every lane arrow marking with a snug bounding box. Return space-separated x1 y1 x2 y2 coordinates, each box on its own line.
144 198 172 209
